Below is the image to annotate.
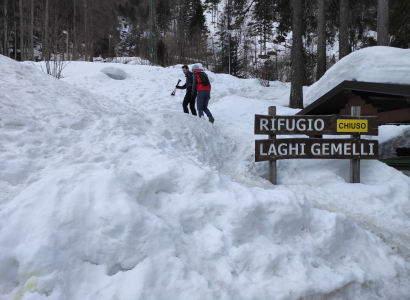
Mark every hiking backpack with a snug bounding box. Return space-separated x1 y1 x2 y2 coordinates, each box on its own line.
196 71 210 86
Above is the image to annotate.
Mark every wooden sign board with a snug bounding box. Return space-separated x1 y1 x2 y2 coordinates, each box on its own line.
254 115 378 136
255 138 378 162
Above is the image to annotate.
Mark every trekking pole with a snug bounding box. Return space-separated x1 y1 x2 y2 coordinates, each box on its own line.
171 79 182 96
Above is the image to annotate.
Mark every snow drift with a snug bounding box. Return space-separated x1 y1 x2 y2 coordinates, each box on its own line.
1 50 410 300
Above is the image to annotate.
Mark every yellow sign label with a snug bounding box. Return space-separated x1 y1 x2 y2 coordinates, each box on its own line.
337 119 368 132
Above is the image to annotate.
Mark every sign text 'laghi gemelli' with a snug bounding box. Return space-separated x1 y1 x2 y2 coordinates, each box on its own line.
254 115 378 135
255 138 378 162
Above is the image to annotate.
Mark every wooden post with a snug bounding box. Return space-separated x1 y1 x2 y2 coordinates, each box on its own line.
350 106 361 183
269 106 277 184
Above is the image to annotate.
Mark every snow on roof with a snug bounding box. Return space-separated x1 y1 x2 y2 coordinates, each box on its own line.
305 46 410 106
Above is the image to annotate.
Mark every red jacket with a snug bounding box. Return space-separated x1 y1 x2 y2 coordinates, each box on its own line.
192 70 211 93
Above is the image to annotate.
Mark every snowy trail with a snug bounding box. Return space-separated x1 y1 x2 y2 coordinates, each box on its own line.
217 126 270 189
57 59 410 266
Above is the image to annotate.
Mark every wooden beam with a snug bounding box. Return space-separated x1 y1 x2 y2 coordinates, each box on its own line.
376 108 410 124
268 106 277 185
297 81 410 116
350 106 361 183
340 103 377 116
344 96 366 107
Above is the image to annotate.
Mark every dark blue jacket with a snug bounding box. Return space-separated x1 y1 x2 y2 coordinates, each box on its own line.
176 71 193 91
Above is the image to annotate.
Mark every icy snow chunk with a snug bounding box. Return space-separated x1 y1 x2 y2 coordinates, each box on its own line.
0 162 406 300
101 67 128 80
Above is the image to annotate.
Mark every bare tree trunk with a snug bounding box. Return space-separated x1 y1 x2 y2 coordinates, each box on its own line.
73 0 76 60
53 3 57 59
19 0 24 60
84 0 87 61
89 0 93 61
4 0 8 56
44 0 49 60
30 0 34 60
289 0 304 109
14 3 17 60
377 0 389 45
316 0 326 80
90 40 93 61
339 0 349 59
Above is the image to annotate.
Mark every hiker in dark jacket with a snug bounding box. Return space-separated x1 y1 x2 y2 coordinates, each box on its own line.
176 65 197 115
191 64 214 123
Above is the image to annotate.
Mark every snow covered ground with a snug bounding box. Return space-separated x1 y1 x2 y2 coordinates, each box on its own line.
1 47 410 300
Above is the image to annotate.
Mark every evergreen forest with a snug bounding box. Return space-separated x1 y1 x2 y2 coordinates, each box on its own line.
1 0 409 89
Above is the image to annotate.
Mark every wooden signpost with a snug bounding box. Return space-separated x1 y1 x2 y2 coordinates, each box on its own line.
255 138 378 161
254 114 378 135
255 106 379 184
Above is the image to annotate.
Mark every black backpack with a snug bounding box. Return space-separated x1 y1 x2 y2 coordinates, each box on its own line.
196 71 210 86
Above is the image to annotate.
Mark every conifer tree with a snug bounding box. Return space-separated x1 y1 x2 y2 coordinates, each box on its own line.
252 0 274 55
157 0 170 36
390 0 410 47
188 0 206 50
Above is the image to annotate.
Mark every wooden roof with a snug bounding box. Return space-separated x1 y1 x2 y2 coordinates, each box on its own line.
297 81 410 125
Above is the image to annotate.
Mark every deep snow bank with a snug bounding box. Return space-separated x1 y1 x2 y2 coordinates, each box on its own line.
55 59 410 258
1 55 409 299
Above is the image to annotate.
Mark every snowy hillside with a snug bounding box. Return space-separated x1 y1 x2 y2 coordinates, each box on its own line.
1 47 410 300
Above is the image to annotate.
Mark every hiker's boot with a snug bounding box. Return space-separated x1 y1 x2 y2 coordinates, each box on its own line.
209 115 215 123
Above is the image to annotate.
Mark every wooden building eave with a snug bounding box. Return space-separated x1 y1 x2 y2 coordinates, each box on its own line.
297 81 410 125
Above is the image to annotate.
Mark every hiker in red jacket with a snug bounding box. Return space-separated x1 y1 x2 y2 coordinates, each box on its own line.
191 65 215 123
